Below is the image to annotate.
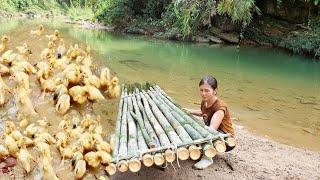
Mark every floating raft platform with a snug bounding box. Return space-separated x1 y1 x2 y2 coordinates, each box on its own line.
106 83 235 174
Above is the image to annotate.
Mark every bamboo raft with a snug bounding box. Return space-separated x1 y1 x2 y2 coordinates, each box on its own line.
106 83 236 174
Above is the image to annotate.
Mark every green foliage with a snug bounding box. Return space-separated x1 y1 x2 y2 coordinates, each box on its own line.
216 0 260 27
95 0 134 26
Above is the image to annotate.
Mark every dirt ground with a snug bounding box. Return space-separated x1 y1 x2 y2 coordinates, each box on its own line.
112 124 320 180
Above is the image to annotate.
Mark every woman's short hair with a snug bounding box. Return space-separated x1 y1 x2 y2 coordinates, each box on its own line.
199 75 218 90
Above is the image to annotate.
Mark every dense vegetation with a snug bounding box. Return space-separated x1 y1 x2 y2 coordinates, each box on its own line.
0 0 319 58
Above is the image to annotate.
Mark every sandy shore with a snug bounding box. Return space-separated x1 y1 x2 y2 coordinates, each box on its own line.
112 125 320 180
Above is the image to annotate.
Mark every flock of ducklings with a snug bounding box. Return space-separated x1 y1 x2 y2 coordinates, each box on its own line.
0 25 122 179
1 114 112 179
0 24 121 117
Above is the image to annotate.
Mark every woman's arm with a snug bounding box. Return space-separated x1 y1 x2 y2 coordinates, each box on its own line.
209 110 224 130
183 108 202 116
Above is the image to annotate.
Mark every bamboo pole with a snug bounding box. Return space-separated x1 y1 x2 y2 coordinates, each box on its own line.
127 95 141 172
117 90 128 172
225 137 236 147
147 90 191 160
112 87 124 158
139 92 171 147
141 91 180 161
135 90 161 147
130 111 155 148
141 90 182 144
137 124 154 167
213 140 226 153
154 153 165 166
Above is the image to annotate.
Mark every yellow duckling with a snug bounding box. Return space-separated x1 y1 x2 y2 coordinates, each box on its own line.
35 132 56 145
0 144 9 157
16 42 31 54
100 67 111 88
24 123 39 138
30 24 44 36
85 85 105 101
0 63 10 75
15 87 37 117
4 135 19 157
55 132 68 147
74 159 86 179
56 94 70 115
17 137 35 174
57 39 66 58
40 41 56 61
9 71 30 89
0 50 16 66
58 146 73 160
84 74 101 89
18 113 29 128
5 121 16 135
39 76 57 94
0 35 9 54
79 132 95 151
53 84 68 101
84 151 100 168
69 85 88 104
46 30 61 43
11 61 37 74
106 76 121 99
97 151 112 165
38 155 59 180
0 75 11 105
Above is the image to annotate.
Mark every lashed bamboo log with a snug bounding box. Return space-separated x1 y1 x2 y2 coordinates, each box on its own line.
147 90 191 160
127 95 141 172
136 124 154 167
139 92 171 147
142 91 182 162
130 94 155 148
112 88 124 158
135 90 161 147
117 90 128 172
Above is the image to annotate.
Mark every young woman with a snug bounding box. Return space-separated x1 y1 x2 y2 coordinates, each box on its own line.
183 75 235 169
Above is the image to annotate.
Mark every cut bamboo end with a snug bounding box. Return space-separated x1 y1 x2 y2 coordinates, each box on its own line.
203 144 217 158
117 160 128 172
105 163 117 175
154 153 165 166
177 147 189 160
164 149 176 163
128 159 141 172
213 140 226 153
142 154 154 167
188 145 201 160
225 137 236 147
